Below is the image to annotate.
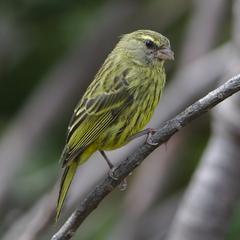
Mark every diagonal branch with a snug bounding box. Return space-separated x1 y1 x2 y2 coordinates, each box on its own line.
51 74 240 240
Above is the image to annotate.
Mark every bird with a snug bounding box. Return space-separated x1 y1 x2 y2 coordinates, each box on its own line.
56 29 174 220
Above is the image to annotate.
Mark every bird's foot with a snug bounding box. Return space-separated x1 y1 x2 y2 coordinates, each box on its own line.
146 128 158 146
128 128 158 145
108 168 128 191
108 167 118 180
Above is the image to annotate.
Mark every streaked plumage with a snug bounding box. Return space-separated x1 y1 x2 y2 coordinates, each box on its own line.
56 30 174 219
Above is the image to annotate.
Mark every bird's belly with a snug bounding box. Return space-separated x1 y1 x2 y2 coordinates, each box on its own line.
96 94 159 150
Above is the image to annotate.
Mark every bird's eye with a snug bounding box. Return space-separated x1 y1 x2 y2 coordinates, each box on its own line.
145 40 155 49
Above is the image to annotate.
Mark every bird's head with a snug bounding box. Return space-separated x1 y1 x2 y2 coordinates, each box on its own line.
117 30 174 66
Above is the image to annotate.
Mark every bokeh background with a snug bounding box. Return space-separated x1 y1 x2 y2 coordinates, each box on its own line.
1 0 240 240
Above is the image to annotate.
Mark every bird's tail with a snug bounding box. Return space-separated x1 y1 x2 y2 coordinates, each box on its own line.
56 161 78 221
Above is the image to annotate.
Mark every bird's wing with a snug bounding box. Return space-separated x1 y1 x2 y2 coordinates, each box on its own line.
60 75 134 167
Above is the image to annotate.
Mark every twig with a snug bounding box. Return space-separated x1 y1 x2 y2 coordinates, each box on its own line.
51 74 240 240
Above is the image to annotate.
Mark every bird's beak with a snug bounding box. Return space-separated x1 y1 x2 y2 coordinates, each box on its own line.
157 47 174 61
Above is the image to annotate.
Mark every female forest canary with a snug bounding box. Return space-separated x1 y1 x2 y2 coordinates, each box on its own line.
56 29 174 219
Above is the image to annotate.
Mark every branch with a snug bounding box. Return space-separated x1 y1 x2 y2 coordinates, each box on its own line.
51 74 240 240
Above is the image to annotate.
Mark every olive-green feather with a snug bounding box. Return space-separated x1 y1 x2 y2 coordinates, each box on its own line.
61 67 134 167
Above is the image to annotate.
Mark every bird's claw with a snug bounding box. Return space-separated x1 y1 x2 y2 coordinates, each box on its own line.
109 168 128 191
146 128 158 146
147 137 158 146
109 167 118 180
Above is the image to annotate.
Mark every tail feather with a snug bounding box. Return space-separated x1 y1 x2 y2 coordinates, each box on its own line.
56 161 78 221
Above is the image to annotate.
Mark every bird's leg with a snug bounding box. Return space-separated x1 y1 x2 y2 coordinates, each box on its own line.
100 150 114 169
100 150 117 179
128 128 158 146
146 128 158 146
100 150 128 191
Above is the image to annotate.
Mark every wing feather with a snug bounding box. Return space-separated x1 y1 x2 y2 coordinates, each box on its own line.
60 70 133 167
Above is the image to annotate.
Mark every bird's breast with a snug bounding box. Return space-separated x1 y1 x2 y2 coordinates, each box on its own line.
129 80 162 132
97 67 165 150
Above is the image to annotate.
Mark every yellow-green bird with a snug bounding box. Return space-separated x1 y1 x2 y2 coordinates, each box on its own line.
56 29 174 219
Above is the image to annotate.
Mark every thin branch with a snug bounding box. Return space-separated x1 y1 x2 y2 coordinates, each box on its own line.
51 74 240 240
